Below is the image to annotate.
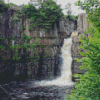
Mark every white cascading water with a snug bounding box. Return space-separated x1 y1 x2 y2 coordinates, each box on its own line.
34 32 78 87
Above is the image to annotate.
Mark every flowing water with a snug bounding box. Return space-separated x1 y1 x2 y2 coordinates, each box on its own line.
33 37 74 87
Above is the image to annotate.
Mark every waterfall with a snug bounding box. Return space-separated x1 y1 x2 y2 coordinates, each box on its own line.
34 32 78 87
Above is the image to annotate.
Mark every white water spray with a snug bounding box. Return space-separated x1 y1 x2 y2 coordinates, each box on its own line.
34 32 78 87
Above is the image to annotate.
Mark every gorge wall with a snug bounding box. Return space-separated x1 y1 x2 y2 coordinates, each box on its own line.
0 6 89 83
0 7 77 83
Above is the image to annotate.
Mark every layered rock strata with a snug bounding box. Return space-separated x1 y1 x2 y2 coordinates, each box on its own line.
0 8 77 82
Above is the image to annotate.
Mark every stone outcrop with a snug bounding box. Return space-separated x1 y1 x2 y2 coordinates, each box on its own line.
77 13 90 34
59 17 77 36
71 35 84 76
71 13 91 81
0 8 77 83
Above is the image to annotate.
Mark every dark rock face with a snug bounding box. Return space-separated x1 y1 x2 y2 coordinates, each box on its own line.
0 9 22 39
0 8 77 83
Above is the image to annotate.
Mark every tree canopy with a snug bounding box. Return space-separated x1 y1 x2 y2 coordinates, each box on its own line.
23 0 63 31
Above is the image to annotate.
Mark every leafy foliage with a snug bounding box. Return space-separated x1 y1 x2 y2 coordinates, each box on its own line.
66 26 100 100
66 0 100 100
8 3 17 7
64 15 78 21
37 0 63 30
23 0 63 31
75 0 100 31
0 33 39 62
23 4 37 18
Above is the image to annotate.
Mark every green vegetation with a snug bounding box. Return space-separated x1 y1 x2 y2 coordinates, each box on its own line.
64 15 78 21
8 3 17 7
23 0 63 31
0 33 39 62
37 0 63 30
66 0 100 100
75 0 100 31
0 0 60 62
23 4 37 18
0 0 9 13
0 0 63 31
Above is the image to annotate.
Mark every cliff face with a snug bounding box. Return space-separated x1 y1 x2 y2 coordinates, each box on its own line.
23 18 77 80
77 13 90 34
71 36 84 77
59 17 77 36
71 13 90 81
0 8 77 82
0 9 22 38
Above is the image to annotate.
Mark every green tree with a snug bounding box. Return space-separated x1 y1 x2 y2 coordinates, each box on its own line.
23 4 37 18
37 0 63 30
66 0 100 100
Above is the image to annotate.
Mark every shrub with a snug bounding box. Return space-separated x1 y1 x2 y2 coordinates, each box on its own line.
22 0 63 31
66 0 100 100
64 15 78 21
23 4 37 18
37 0 63 30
